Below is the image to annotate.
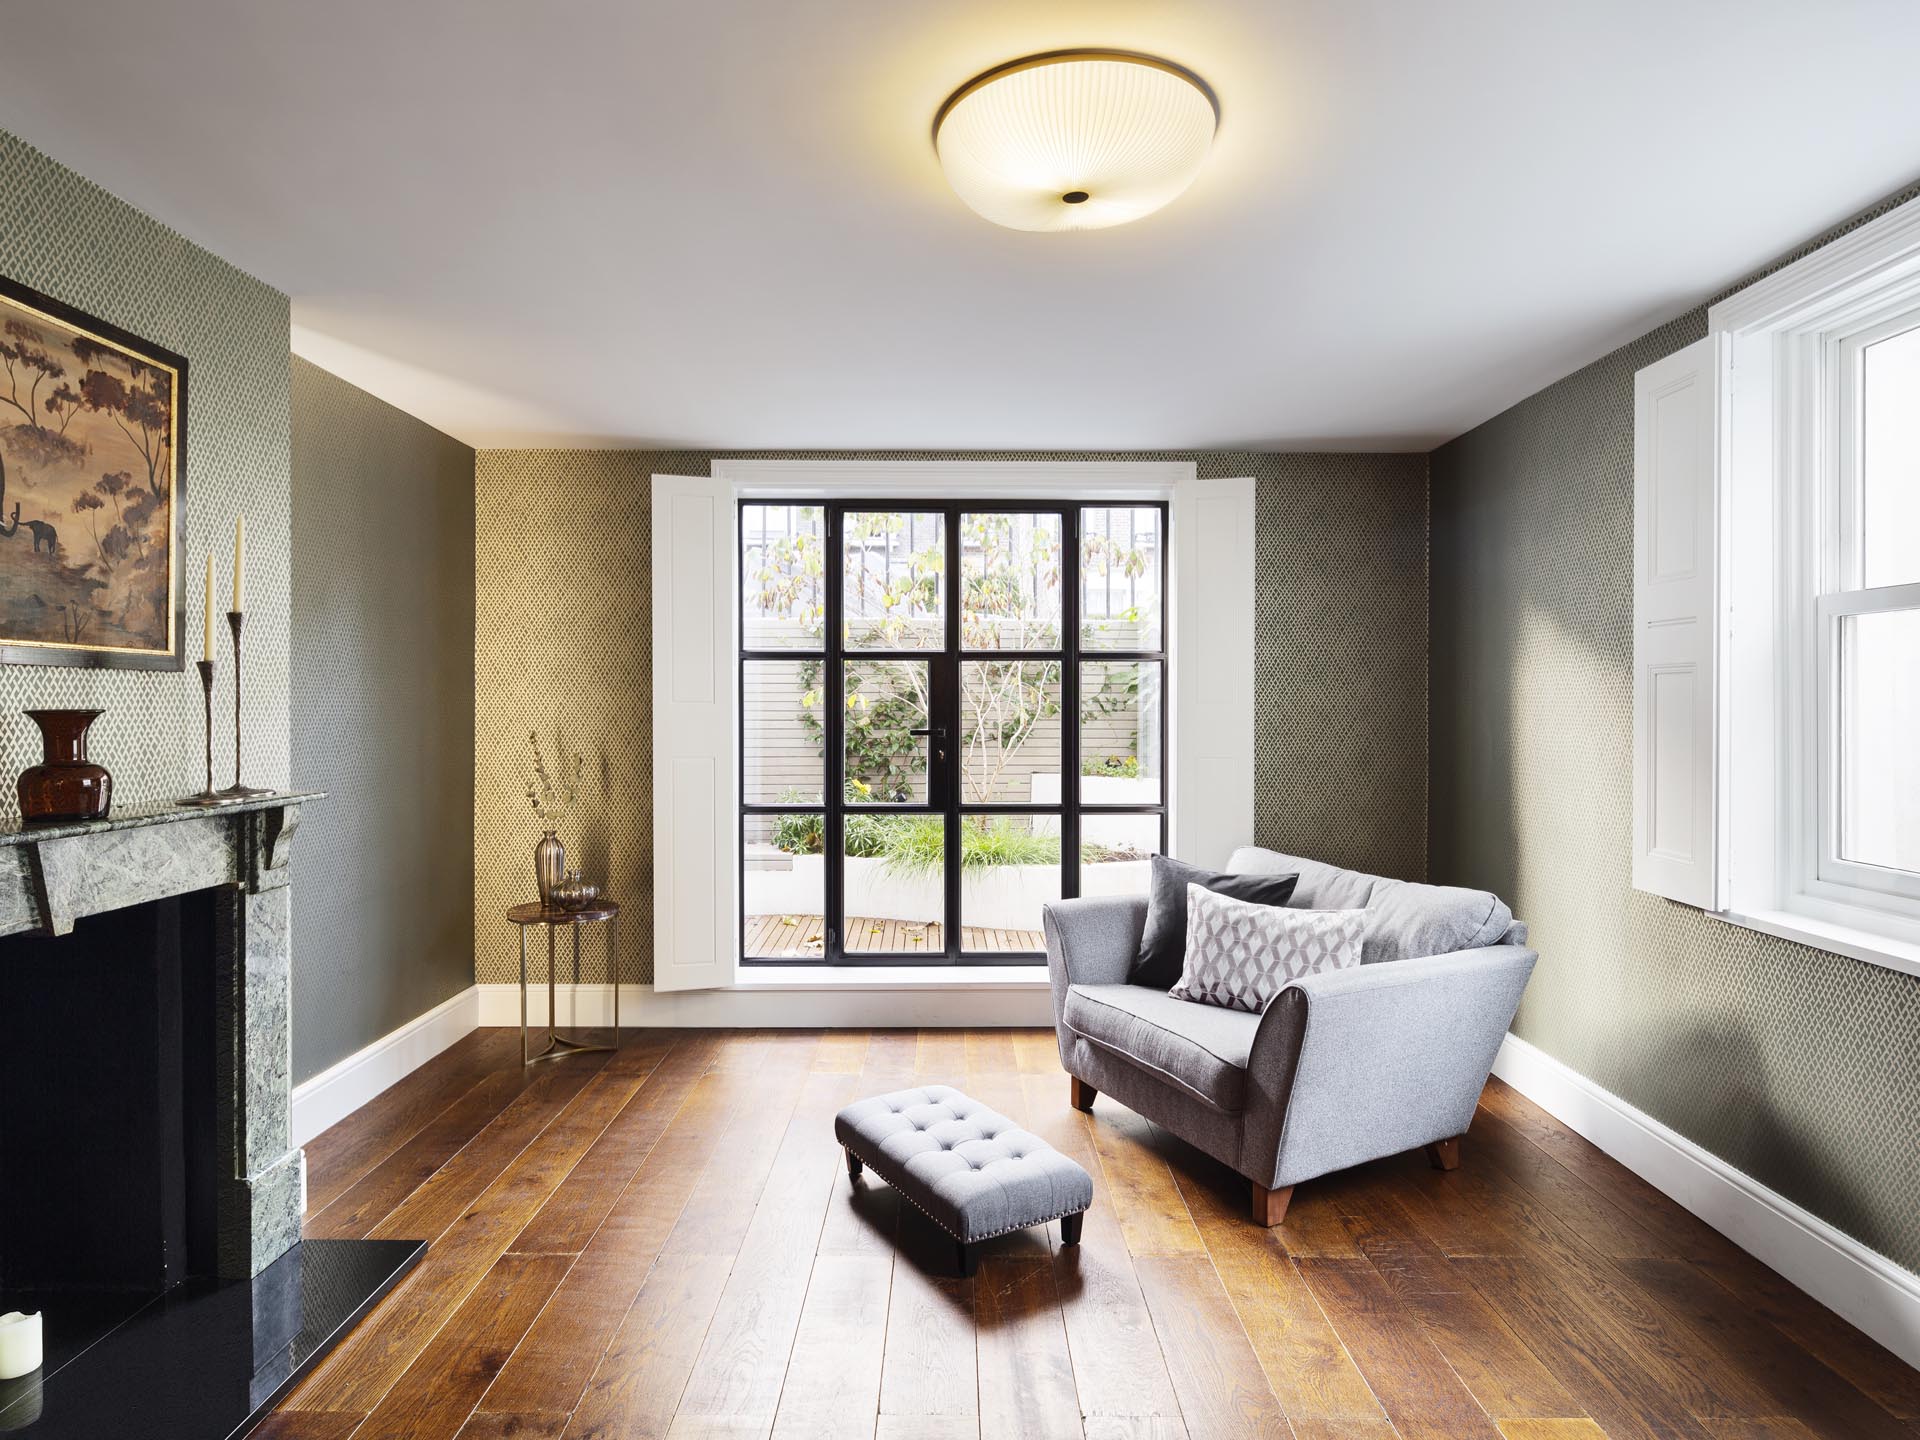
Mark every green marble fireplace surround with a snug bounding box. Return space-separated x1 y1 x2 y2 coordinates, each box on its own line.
0 795 313 1280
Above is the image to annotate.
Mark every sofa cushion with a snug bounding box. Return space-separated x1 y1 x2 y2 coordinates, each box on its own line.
1064 983 1259 1112
1132 854 1299 988
1170 886 1363 1012
1227 847 1514 964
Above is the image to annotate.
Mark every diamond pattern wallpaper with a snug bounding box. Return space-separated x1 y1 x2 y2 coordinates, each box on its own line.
475 450 1428 985
1430 181 1920 1272
0 128 291 819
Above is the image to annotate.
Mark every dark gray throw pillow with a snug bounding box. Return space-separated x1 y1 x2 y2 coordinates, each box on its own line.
1131 855 1299 989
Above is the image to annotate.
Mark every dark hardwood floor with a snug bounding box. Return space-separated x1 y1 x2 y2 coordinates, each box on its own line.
262 1028 1920 1440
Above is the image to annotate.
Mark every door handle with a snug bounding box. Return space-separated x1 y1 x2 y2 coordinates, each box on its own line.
907 727 948 739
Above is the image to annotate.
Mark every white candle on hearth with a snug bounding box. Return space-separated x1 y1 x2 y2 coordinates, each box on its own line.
0 1311 40 1380
203 553 215 660
232 514 246 614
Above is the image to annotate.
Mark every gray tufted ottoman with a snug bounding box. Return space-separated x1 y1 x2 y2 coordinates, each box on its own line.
834 1084 1093 1276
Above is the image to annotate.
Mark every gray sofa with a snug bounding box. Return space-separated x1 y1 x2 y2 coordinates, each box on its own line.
1043 846 1535 1225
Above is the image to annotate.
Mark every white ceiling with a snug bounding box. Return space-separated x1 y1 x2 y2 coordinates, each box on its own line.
3 1 1919 452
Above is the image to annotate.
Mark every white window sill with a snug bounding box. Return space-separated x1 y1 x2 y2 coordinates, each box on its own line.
729 963 1050 992
1711 908 1920 980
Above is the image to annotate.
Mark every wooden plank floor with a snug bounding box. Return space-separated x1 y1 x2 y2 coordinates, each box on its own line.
744 914 1046 957
265 1028 1920 1440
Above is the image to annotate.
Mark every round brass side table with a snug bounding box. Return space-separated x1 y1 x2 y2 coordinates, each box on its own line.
507 900 621 1066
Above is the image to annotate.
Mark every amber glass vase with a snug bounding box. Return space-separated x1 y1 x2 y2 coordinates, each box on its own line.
17 708 112 823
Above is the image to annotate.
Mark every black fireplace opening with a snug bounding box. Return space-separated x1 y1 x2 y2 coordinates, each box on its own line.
0 889 221 1294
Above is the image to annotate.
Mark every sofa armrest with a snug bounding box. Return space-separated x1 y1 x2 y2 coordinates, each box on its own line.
1240 944 1536 1188
1042 896 1148 1026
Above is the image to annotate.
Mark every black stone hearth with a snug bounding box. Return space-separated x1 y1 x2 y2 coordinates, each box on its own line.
0 1238 423 1437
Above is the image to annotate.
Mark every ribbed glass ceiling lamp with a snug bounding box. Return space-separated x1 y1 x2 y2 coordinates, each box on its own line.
934 49 1219 232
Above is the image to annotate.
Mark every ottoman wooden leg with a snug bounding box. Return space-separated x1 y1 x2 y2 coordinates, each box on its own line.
845 1147 863 1182
1070 1077 1097 1112
1425 1137 1462 1171
1252 1180 1293 1227
955 1240 978 1278
1060 1211 1085 1246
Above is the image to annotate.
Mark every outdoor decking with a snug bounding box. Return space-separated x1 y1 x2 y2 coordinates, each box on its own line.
744 912 1045 957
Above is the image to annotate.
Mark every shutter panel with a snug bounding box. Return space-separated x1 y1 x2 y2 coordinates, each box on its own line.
1172 476 1257 869
650 473 736 991
1632 336 1723 907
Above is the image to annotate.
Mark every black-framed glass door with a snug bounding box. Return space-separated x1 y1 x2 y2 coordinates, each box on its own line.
740 499 1167 965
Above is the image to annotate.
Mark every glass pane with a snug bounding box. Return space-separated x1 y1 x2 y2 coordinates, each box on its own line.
1080 813 1161 897
741 504 826 649
844 815 943 953
743 813 825 959
1862 323 1920 588
844 511 945 650
959 815 1058 951
1081 506 1163 650
843 659 930 804
1080 661 1164 804
961 512 1064 649
960 660 1062 805
743 661 822 804
1839 607 1920 874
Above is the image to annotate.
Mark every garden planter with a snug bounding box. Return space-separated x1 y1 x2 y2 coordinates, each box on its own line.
743 853 1152 932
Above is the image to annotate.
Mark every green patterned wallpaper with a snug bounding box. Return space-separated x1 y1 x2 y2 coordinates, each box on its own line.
475 450 1427 985
0 127 291 816
1430 183 1920 1271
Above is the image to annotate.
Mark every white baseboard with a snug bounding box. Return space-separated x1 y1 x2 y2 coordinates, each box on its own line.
475 980 1054 1029
291 986 481 1148
1493 1031 1920 1371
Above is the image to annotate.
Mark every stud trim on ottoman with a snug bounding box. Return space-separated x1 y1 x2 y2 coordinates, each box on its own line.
834 1084 1094 1277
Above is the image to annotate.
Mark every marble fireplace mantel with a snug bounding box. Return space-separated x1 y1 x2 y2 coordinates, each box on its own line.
0 792 321 1280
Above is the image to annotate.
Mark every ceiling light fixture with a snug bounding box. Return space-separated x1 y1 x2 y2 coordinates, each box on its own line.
933 49 1219 233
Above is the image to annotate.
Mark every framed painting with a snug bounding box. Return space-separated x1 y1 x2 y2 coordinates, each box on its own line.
0 273 186 670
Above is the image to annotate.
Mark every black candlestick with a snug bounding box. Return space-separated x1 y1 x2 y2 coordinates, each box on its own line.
220 610 273 800
180 657 243 807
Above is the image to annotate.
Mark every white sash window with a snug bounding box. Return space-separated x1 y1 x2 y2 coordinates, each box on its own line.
1634 192 1920 977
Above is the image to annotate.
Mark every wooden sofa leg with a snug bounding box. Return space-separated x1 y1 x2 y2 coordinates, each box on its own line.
1251 1180 1293 1227
1425 1137 1462 1171
1070 1077 1097 1112
845 1147 863 1182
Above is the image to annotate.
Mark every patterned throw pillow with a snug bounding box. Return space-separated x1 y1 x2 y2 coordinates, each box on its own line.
1169 884 1364 1013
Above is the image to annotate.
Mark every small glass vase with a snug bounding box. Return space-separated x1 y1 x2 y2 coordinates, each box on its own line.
17 708 112 823
534 829 565 908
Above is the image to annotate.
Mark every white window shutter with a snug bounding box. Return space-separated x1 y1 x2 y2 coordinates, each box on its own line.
650 473 736 991
1631 337 1723 908
1172 476 1256 869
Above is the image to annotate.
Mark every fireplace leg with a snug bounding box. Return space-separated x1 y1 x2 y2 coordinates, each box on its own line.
218 880 305 1278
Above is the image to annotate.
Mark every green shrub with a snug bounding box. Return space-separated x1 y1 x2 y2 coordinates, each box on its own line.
959 818 1059 869
769 809 1144 872
767 811 824 855
843 812 897 859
